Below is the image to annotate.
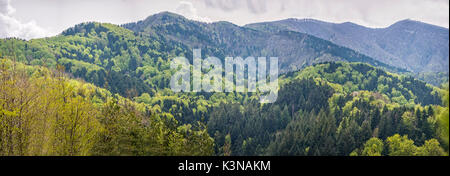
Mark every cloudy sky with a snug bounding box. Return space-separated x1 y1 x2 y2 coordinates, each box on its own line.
1 0 449 40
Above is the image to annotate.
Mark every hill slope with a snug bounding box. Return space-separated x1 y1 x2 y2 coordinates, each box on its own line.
246 19 449 74
0 12 448 156
123 12 405 73
1 12 407 99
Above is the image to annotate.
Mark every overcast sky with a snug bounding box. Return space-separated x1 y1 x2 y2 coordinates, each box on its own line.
1 0 449 40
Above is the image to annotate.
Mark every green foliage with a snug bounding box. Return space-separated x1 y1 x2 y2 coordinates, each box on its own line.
0 22 183 98
414 72 449 87
292 62 441 106
386 134 417 156
361 138 384 156
352 135 447 156
0 58 213 156
415 139 447 156
1 15 447 156
267 110 337 156
437 83 449 151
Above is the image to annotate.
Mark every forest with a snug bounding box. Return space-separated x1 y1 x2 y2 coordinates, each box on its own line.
0 20 448 156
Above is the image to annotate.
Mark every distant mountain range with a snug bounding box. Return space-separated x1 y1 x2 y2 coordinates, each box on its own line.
1 12 448 88
123 12 449 75
123 12 407 73
246 18 449 73
1 12 447 157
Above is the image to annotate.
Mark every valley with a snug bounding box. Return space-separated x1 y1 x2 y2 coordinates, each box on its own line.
0 12 448 156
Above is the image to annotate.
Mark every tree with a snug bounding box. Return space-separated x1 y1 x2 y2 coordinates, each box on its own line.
386 134 417 156
361 138 384 156
437 84 449 151
336 117 359 155
415 139 447 156
223 134 232 156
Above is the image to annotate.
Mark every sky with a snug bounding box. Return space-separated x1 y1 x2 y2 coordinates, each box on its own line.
1 0 449 40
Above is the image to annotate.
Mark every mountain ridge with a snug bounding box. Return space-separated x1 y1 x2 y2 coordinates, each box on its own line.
0 11 448 156
245 17 449 73
1 11 445 89
122 11 407 74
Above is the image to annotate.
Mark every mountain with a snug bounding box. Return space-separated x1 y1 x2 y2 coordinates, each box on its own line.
207 61 446 156
246 19 449 74
0 57 214 156
123 12 405 74
0 12 448 156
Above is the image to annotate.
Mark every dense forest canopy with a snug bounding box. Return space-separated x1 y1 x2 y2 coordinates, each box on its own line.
0 13 448 156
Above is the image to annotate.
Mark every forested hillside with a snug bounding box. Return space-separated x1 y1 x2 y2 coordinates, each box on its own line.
123 12 405 74
246 19 449 74
0 12 448 156
208 62 448 156
0 22 183 97
0 58 213 155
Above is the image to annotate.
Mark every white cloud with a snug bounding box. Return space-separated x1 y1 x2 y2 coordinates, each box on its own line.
246 0 267 14
197 0 268 14
0 0 51 40
201 0 242 12
196 0 449 28
2 0 448 39
176 1 211 22
0 0 15 15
